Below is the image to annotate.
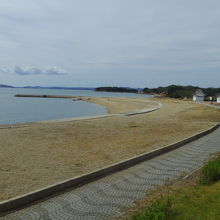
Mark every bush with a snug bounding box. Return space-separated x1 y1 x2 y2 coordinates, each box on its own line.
132 196 174 220
200 158 220 184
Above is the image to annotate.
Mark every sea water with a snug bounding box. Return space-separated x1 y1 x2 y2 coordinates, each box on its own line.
0 88 151 125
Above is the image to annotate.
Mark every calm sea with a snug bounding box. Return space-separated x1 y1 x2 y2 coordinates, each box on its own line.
0 88 151 125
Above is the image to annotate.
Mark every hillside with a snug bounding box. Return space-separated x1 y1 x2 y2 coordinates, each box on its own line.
143 85 220 99
0 84 14 88
95 87 138 93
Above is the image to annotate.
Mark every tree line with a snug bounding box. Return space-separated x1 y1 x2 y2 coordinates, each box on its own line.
94 85 220 99
143 85 220 99
95 87 138 93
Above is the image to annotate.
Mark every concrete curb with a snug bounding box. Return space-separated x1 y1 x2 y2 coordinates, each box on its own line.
124 102 162 116
0 123 219 214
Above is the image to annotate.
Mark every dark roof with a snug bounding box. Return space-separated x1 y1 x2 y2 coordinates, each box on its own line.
193 89 204 96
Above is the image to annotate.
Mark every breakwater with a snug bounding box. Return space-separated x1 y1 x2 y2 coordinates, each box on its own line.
15 94 84 100
16 94 75 98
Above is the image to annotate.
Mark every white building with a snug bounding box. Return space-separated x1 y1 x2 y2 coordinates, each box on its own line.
217 94 220 103
193 89 204 102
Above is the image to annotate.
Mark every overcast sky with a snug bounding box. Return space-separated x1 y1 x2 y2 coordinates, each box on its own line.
0 0 220 88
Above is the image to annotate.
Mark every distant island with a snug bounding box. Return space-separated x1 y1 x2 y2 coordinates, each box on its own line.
95 87 138 93
0 84 14 88
22 86 94 90
0 84 94 90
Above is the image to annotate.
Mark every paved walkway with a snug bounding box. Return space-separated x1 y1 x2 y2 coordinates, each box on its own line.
1 128 220 220
201 103 220 109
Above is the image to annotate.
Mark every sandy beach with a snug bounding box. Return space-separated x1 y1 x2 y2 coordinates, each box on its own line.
0 97 220 201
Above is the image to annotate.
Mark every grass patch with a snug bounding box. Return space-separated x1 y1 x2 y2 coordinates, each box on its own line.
131 182 220 220
200 157 220 184
132 196 173 220
129 157 220 220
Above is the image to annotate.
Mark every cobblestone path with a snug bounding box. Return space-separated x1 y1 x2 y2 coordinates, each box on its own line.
1 128 220 220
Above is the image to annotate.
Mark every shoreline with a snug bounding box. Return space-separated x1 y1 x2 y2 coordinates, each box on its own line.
0 95 159 126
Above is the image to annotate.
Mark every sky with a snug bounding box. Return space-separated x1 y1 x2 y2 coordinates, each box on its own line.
0 0 220 88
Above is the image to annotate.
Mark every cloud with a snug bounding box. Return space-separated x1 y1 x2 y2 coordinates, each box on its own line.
44 66 68 75
0 67 10 74
1 1 220 87
14 66 42 75
14 66 67 75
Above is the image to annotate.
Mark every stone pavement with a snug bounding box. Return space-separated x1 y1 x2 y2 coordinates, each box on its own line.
1 128 220 220
202 103 220 109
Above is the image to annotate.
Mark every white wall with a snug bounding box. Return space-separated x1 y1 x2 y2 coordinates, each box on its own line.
217 97 220 103
193 96 204 102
